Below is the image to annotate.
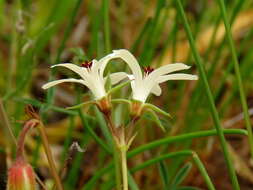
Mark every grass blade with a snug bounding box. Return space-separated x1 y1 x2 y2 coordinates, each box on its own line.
174 0 240 189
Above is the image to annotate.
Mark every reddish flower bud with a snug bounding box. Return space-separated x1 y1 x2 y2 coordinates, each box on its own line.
7 119 38 190
7 158 36 190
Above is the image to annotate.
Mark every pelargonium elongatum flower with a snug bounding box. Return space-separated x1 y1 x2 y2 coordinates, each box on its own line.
109 49 198 119
112 49 198 102
42 53 127 100
42 51 128 113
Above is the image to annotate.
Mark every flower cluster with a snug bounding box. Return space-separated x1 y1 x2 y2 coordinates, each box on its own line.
42 49 197 107
42 48 198 157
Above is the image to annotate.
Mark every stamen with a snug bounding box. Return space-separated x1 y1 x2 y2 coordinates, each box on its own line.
81 61 93 69
143 66 154 75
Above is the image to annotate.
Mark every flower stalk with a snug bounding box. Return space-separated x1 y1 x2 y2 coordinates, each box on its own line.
25 105 63 190
120 146 128 190
37 121 64 190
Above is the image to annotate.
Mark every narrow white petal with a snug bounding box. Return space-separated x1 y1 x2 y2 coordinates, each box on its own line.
42 78 87 89
90 59 99 73
148 63 191 79
112 49 143 83
157 74 198 83
52 63 88 80
95 52 119 78
108 72 128 85
151 84 162 96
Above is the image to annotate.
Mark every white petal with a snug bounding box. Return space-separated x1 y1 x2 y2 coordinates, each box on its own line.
90 59 99 73
42 78 87 89
150 84 162 96
95 52 118 78
112 49 143 83
148 63 191 79
52 63 88 80
108 72 128 85
157 74 198 83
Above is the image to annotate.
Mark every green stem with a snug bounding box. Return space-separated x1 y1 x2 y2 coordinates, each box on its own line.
216 0 253 161
128 129 247 157
38 122 63 190
192 153 215 190
103 0 111 53
120 148 128 190
174 0 240 189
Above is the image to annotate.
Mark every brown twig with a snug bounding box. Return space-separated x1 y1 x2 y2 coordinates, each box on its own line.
37 121 64 190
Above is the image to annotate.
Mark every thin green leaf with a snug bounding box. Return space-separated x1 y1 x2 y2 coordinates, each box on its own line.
175 0 239 189
171 162 192 188
146 109 166 132
176 186 200 190
128 171 140 190
158 161 170 189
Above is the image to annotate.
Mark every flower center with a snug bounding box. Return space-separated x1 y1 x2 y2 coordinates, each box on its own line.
143 66 154 76
81 61 93 69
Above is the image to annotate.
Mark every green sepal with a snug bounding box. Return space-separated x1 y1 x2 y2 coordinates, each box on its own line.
66 100 96 110
111 99 131 105
107 80 131 95
144 103 172 118
146 109 166 132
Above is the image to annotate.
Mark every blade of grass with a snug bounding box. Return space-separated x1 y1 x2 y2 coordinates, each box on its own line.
158 161 170 189
216 0 253 161
103 0 111 53
174 0 240 189
128 171 140 190
130 150 215 190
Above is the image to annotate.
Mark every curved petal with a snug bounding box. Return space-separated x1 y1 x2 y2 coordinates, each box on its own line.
42 78 87 89
90 59 99 73
148 63 191 80
112 49 143 83
108 72 129 85
51 63 88 80
95 52 119 78
150 84 162 96
157 74 198 83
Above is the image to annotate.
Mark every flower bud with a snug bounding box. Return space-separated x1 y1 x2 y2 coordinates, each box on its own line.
7 119 38 190
7 158 36 190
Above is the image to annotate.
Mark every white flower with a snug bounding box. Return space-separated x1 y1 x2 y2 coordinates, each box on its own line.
42 52 127 100
111 49 198 102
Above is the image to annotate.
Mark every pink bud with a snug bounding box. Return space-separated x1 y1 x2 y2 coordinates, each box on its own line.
7 158 36 190
7 119 38 190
